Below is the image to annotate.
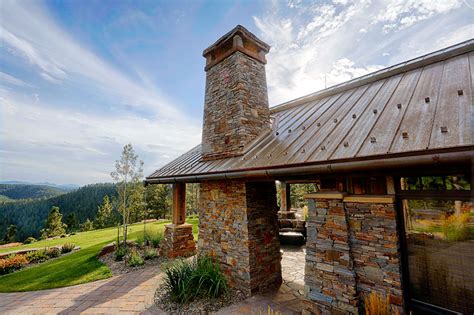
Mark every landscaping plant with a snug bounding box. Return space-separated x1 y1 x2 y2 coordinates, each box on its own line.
145 231 164 248
23 237 37 244
0 254 29 275
143 248 157 260
128 249 144 267
26 249 48 263
163 255 228 304
115 244 126 261
61 243 76 253
46 247 61 258
363 291 398 315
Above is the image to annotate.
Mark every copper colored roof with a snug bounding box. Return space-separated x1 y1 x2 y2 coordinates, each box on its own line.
146 40 474 183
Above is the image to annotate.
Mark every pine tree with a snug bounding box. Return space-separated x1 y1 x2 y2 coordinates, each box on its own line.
65 213 77 232
146 184 171 219
80 218 94 232
41 206 67 238
95 195 114 229
2 225 17 243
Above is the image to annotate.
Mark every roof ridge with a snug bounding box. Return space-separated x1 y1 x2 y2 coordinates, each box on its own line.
270 39 474 114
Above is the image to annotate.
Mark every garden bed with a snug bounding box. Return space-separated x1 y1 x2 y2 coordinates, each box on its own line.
98 245 165 275
0 243 79 276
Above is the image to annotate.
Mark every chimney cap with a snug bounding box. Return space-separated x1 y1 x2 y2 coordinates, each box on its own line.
202 25 270 70
203 25 270 57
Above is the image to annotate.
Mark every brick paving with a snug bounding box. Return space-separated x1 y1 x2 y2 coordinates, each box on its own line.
0 245 305 314
0 267 162 314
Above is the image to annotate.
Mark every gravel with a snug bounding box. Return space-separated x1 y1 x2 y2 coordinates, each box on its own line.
154 286 247 314
98 246 165 275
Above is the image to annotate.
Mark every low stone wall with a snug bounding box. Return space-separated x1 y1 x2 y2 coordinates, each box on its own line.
198 180 281 296
304 193 403 314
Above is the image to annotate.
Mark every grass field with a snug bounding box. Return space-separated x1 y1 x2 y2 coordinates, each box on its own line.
0 218 199 292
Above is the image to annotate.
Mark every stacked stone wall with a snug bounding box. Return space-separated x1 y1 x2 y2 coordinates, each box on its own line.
304 195 358 314
198 180 281 296
202 51 270 160
345 201 403 313
304 194 404 314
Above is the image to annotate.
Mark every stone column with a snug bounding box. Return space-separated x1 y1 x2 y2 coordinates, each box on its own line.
160 183 196 258
304 192 358 314
198 180 282 296
344 195 403 314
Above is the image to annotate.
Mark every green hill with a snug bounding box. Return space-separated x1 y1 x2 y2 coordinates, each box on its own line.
0 184 67 201
0 183 117 241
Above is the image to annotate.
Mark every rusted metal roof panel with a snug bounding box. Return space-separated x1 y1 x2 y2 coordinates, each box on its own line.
147 40 474 182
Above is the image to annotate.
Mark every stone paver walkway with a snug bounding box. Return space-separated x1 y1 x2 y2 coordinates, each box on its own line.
0 267 162 314
0 245 306 314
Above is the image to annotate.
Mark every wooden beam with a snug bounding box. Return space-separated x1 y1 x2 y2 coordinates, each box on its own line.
172 183 186 225
280 181 291 211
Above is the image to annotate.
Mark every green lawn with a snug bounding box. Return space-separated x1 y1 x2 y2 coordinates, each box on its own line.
0 218 199 292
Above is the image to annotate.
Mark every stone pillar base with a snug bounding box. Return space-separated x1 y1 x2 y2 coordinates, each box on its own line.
160 223 196 258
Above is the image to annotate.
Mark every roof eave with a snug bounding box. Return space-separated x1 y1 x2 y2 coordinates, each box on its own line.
144 146 474 184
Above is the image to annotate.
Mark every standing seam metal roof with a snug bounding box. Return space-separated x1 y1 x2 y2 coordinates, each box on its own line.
147 40 474 182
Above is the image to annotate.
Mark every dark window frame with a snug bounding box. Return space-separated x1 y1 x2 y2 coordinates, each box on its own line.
395 174 472 315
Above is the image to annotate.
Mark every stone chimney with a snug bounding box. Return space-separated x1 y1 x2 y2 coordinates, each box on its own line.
201 25 271 160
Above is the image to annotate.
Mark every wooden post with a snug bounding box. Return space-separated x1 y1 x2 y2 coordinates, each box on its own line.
280 181 291 212
172 183 186 225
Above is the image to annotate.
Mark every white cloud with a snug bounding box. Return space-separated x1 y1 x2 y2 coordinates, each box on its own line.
0 0 181 119
0 91 201 184
0 1 203 184
254 0 469 105
254 0 380 104
372 0 462 32
0 71 33 88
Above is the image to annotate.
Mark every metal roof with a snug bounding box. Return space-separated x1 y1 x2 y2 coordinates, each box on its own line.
146 40 474 183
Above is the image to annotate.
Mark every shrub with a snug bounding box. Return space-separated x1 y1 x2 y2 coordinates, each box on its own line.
144 248 157 260
61 243 75 254
115 245 126 261
26 249 48 263
190 255 228 299
145 231 164 248
128 249 144 267
163 259 194 303
23 237 37 244
0 255 29 275
46 247 61 258
163 255 228 304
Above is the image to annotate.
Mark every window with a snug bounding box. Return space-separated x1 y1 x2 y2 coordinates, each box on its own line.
402 198 474 314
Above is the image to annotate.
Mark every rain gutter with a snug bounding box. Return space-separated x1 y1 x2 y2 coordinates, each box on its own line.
144 147 474 184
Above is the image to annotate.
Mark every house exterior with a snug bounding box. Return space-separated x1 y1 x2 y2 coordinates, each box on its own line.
145 25 473 314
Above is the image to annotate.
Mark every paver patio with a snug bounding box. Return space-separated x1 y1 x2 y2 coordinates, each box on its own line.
0 245 305 314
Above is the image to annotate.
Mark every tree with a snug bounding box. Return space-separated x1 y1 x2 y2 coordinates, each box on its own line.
128 183 146 224
2 225 17 243
41 206 67 238
65 213 77 232
80 218 94 232
146 184 171 219
111 144 144 246
95 195 114 229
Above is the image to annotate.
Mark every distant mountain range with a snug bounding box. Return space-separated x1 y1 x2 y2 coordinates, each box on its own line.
0 181 80 192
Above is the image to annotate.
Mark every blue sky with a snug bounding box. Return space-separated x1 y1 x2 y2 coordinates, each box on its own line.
0 0 472 185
